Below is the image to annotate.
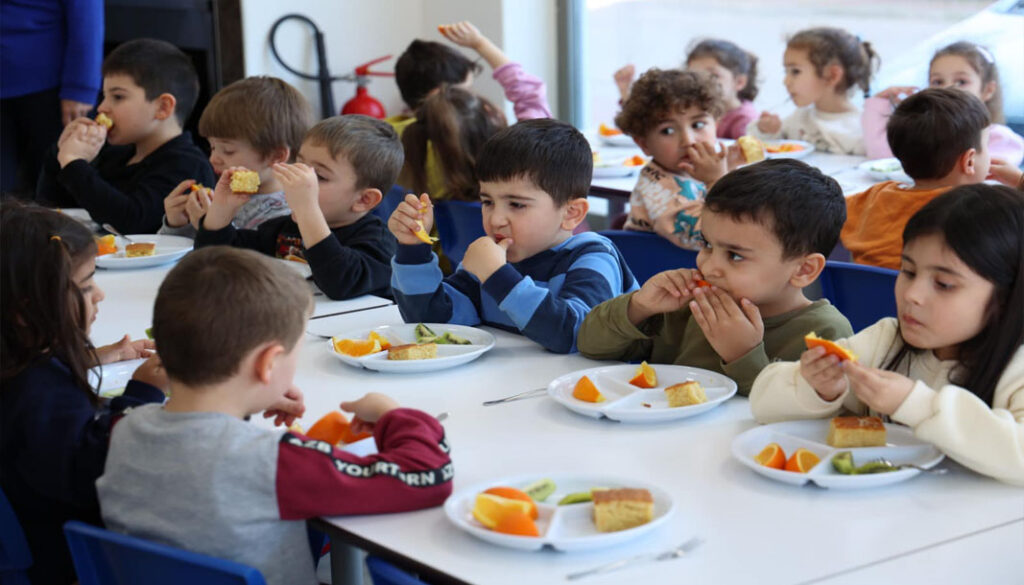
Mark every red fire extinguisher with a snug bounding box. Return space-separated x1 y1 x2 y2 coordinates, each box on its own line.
341 55 394 119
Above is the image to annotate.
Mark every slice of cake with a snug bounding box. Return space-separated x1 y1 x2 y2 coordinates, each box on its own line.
387 342 437 361
665 380 707 407
230 169 260 193
124 242 156 257
95 113 113 129
826 416 887 447
592 488 654 533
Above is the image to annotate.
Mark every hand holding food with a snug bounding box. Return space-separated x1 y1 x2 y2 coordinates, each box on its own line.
340 392 400 425
389 193 435 246
461 235 511 283
756 112 782 135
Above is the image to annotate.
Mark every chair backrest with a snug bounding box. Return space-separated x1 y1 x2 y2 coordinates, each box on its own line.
818 261 899 332
0 487 32 583
599 230 698 285
371 184 409 222
433 200 485 267
365 555 429 585
63 521 266 585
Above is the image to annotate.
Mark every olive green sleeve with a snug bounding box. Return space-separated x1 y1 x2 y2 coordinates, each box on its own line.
577 292 654 362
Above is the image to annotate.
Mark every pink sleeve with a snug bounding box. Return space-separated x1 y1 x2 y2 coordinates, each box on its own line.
493 62 552 121
717 101 759 139
988 125 1024 167
862 96 894 160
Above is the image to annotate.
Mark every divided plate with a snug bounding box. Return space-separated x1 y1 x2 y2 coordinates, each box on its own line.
89 358 147 398
328 323 495 373
444 473 674 551
547 364 737 423
858 157 912 183
732 419 944 489
764 139 814 159
95 235 193 269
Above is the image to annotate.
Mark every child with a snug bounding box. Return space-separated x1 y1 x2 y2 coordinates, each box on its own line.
194 115 402 300
748 27 878 155
0 202 167 585
863 41 1024 166
615 68 742 249
36 38 215 233
750 185 1024 485
842 88 990 270
389 119 638 354
578 159 853 395
97 247 452 585
160 76 314 236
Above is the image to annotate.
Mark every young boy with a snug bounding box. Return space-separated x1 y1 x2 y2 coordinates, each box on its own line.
578 159 853 395
97 247 452 585
37 38 214 233
160 76 313 236
194 115 401 300
615 68 742 249
388 119 638 354
842 87 990 269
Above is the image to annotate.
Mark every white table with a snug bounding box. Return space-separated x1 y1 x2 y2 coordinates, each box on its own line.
93 263 1024 585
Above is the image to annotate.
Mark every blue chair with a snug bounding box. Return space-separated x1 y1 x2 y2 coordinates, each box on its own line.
433 200 485 267
599 230 698 284
0 488 32 585
366 555 429 585
818 261 899 332
372 184 409 222
63 521 266 585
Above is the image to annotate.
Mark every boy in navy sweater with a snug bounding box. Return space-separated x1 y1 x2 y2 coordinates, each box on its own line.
389 119 638 353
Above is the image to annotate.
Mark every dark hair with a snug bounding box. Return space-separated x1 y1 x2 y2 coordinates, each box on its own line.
304 115 405 194
885 185 1024 406
401 85 507 201
787 27 879 97
395 39 483 109
931 41 1004 124
687 39 760 101
475 119 592 206
1 202 100 404
102 38 199 125
887 88 990 180
615 68 725 137
704 159 846 258
199 76 313 161
153 247 311 387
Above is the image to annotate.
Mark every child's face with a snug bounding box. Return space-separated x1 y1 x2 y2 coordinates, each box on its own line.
695 209 806 315
71 256 104 336
295 142 362 225
207 138 274 183
928 55 993 103
479 177 572 263
96 74 163 146
687 56 744 103
895 233 994 360
635 106 718 172
783 48 834 107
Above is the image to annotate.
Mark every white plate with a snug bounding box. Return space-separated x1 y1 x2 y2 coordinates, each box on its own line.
731 419 945 489
89 358 147 398
547 364 737 423
444 473 675 551
858 157 912 183
328 323 495 373
593 156 643 179
95 235 193 269
764 139 814 159
598 133 636 147
277 257 312 278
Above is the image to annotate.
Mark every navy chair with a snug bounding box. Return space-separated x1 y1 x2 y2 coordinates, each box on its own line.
63 521 266 585
0 488 32 585
433 200 485 267
371 184 410 223
366 555 429 585
599 230 698 285
818 261 899 332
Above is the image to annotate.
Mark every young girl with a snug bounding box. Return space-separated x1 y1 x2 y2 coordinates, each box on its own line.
863 41 1024 166
613 38 760 139
749 27 878 155
750 185 1024 485
0 203 168 584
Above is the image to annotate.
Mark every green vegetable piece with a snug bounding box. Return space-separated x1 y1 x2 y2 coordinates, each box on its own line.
557 491 593 505
414 323 437 343
854 461 900 474
831 451 856 475
439 331 471 345
523 478 556 502
145 327 153 340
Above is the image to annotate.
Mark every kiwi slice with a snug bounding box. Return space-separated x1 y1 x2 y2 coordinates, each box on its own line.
439 332 471 345
557 491 592 505
523 478 556 502
414 323 437 343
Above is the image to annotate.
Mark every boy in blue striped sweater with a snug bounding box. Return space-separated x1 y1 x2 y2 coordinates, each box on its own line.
388 119 638 353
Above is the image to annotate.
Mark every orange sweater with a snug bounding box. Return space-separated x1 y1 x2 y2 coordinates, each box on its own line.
841 181 950 269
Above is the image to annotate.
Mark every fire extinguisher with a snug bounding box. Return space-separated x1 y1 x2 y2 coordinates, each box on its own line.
341 55 394 119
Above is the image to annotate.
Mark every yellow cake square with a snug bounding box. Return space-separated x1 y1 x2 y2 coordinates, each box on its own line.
230 170 260 193
592 488 653 532
665 380 707 407
826 416 887 447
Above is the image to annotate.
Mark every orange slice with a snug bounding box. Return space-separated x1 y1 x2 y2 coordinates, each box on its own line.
784 448 821 473
484 487 538 519
494 510 540 537
412 220 437 245
340 422 373 444
472 493 534 529
306 411 350 445
333 338 382 357
572 375 605 403
694 279 711 288
623 155 645 166
804 332 857 362
95 234 117 256
628 361 657 388
754 443 786 470
367 331 392 351
598 123 622 136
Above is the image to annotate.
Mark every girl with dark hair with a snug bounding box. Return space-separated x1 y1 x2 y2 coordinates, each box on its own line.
751 184 1024 485
0 202 168 584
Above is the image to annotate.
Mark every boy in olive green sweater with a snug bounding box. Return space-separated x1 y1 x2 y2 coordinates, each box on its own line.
579 159 853 395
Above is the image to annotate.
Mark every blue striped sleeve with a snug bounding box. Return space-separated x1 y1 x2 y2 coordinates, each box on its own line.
391 245 482 325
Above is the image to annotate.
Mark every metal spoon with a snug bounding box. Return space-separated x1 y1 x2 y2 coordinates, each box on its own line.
874 458 948 474
101 223 136 244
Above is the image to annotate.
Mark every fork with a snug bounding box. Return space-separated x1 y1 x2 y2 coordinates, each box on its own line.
101 223 137 244
566 537 703 580
481 387 547 406
874 458 948 474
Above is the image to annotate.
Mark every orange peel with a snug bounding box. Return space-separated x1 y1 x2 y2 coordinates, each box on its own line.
804 332 857 362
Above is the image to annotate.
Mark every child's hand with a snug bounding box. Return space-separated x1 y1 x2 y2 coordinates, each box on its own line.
462 235 511 282
799 346 847 401
438 21 485 50
203 167 252 230
274 162 319 216
689 286 764 363
613 64 636 101
185 185 213 230
681 142 728 185
724 143 746 170
874 85 918 105
627 268 704 324
96 334 156 365
757 112 782 135
987 158 1024 189
844 361 914 416
388 193 434 246
57 118 105 167
131 355 169 393
263 386 306 427
164 179 196 228
341 393 400 427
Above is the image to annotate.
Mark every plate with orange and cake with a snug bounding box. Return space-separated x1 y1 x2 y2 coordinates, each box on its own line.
95 235 193 269
731 417 944 489
328 323 495 373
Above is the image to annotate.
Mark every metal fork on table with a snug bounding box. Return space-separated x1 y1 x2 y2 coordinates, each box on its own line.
566 537 703 580
481 387 547 406
874 458 948 474
101 223 136 244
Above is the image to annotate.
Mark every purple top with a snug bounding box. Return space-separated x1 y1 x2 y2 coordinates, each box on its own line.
717 100 758 139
